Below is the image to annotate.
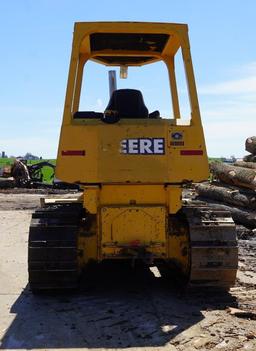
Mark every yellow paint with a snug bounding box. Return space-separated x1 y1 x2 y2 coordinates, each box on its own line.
167 186 182 214
56 123 209 184
101 206 166 259
83 186 99 214
100 185 166 205
168 216 190 275
77 211 98 265
54 22 210 270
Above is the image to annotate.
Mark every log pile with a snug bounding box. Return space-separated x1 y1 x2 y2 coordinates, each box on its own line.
234 161 256 170
210 162 256 190
195 136 256 229
196 183 256 210
243 154 256 162
196 184 256 229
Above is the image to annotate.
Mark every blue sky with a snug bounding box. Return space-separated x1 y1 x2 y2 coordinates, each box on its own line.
0 0 255 158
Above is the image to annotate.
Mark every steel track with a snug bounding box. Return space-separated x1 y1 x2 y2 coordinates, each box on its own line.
184 204 238 288
28 203 83 291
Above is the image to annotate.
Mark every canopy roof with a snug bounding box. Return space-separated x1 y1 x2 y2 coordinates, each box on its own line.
75 22 188 66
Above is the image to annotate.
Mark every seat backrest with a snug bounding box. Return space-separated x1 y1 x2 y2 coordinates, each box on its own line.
104 89 149 118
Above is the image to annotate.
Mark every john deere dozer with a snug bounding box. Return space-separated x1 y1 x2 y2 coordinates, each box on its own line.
28 22 238 291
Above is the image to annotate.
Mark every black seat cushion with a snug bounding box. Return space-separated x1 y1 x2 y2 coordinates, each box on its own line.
73 111 103 119
104 89 149 119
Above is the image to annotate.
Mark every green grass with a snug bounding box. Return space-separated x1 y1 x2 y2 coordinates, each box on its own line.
0 157 15 167
0 158 56 184
208 157 221 162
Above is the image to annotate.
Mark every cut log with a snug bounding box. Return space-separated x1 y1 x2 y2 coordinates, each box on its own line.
243 154 256 162
210 162 256 190
234 161 256 170
195 183 256 210
245 136 256 155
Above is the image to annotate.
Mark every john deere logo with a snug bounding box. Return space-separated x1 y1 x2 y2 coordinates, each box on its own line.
121 138 165 155
171 132 183 140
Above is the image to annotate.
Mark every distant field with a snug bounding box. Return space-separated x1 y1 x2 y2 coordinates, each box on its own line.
208 157 221 162
0 158 56 184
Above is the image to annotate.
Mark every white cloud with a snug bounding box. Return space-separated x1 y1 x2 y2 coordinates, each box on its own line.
202 100 256 121
199 61 256 95
97 98 103 108
203 120 254 158
202 103 256 157
199 62 256 157
200 76 256 95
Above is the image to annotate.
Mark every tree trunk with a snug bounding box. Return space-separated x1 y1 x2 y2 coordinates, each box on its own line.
195 183 256 210
234 161 256 170
210 162 256 190
245 136 256 155
243 154 256 162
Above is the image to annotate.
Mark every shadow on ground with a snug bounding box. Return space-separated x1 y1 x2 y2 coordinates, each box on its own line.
0 262 237 349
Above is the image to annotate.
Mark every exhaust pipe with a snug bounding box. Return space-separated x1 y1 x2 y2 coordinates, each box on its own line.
108 70 117 98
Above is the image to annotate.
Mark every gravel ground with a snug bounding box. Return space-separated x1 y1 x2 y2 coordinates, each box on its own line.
0 192 255 351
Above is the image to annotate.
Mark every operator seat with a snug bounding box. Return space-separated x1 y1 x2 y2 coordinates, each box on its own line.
104 89 149 119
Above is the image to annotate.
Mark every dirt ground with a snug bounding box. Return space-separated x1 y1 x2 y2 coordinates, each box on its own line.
0 191 255 351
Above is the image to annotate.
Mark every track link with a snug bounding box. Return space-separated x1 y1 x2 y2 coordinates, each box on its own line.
28 202 83 292
184 203 238 289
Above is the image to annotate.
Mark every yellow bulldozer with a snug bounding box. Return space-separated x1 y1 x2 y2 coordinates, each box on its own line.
28 22 238 291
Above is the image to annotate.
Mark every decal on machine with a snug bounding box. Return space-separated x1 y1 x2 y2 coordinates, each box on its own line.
171 132 183 140
170 132 184 146
120 138 165 155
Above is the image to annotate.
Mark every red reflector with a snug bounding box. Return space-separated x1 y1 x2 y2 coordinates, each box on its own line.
180 150 203 156
62 150 85 156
